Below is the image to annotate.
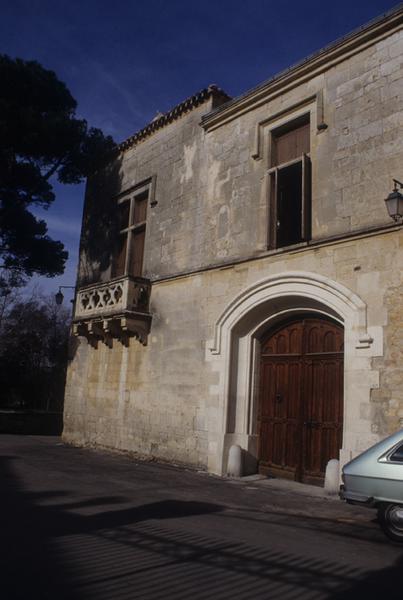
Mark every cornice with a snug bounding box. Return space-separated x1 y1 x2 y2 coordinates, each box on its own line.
148 221 401 286
201 5 403 132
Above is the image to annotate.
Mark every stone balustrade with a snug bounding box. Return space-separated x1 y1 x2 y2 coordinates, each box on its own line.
73 276 151 345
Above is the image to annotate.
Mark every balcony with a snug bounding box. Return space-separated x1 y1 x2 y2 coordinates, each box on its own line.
73 276 152 345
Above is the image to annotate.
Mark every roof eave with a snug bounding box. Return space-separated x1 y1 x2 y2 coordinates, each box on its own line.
201 5 403 132
119 85 230 152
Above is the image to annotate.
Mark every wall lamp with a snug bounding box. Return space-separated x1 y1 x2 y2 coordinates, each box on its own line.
385 179 403 222
55 285 76 305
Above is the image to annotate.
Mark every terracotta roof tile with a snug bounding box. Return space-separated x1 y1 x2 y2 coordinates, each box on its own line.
119 85 231 152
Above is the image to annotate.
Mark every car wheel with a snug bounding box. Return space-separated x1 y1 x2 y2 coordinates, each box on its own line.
378 503 403 543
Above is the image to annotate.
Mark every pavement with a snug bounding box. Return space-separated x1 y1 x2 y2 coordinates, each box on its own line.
1 434 402 600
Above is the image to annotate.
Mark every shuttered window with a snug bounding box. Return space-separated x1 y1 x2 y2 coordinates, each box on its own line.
268 117 311 249
112 187 148 278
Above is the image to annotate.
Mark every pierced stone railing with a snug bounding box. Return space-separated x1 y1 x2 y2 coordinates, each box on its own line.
73 276 151 345
75 276 150 319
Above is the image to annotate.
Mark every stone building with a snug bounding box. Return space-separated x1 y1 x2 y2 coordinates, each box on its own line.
64 6 403 485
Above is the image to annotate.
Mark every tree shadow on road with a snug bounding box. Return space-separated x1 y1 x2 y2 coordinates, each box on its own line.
0 455 223 599
1 454 403 600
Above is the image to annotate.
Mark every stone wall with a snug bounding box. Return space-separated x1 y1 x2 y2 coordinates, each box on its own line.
78 98 216 285
64 228 403 471
64 17 403 474
372 274 403 436
78 27 403 285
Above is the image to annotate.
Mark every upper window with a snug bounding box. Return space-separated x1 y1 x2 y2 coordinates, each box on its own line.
111 185 149 278
268 116 311 249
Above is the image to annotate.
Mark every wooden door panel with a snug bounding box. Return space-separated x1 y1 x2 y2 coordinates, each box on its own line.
261 321 303 355
260 421 299 478
259 316 344 483
304 428 322 476
302 355 343 482
287 362 301 418
305 321 343 354
271 421 285 466
274 361 287 419
258 357 301 477
259 358 301 473
304 426 342 481
284 423 300 471
267 420 300 469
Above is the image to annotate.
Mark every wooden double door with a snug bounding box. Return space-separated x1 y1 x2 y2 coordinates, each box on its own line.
258 316 344 485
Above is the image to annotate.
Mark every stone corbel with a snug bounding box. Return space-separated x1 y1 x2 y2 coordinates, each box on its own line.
355 333 374 349
120 316 151 346
100 319 120 348
102 319 121 337
72 322 99 348
72 322 88 337
87 321 104 339
73 313 151 347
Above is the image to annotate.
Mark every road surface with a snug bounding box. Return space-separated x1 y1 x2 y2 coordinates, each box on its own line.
1 435 402 599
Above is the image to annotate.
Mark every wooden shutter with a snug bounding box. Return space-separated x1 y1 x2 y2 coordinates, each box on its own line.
133 192 148 225
112 234 127 278
272 121 310 167
301 153 311 241
130 228 146 277
268 169 278 249
117 200 130 230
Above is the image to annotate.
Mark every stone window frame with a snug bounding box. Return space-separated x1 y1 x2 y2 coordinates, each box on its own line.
266 114 312 250
111 176 156 278
251 91 326 161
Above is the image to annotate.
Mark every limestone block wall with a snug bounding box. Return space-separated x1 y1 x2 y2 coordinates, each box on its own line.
65 272 218 467
372 277 403 435
64 228 403 472
322 29 403 234
202 27 403 253
78 25 403 288
78 99 217 285
64 16 403 473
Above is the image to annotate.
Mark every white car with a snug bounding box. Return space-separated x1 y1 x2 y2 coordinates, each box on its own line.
340 429 403 542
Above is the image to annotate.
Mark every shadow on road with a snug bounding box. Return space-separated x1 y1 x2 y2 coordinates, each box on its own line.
1 454 403 600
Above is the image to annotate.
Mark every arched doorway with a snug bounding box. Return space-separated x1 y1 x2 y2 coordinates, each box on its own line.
258 315 344 485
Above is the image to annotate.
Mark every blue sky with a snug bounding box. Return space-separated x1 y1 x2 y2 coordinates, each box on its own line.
1 0 399 302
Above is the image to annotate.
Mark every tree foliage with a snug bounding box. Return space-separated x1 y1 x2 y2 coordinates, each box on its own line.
0 268 26 329
0 54 116 277
0 292 71 412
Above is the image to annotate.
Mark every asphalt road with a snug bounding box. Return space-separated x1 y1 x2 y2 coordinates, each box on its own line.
1 435 402 600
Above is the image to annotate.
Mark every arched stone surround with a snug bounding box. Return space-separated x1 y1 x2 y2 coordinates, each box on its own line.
206 271 383 476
